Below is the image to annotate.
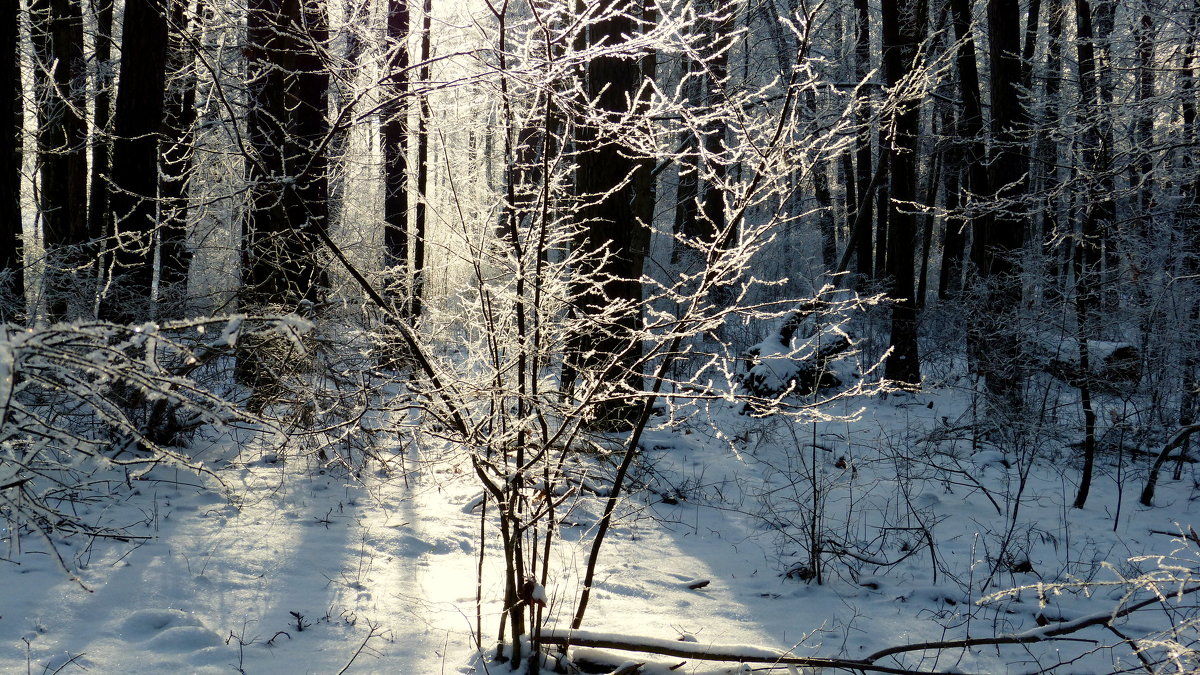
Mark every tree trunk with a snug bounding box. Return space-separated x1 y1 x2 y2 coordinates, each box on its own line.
671 59 701 267
1177 10 1199 485
0 0 22 320
965 0 1029 405
852 0 874 278
86 0 114 300
328 0 366 230
700 1 735 313
105 0 170 322
916 148 940 309
158 0 201 318
412 0 431 320
873 127 889 280
569 0 646 429
1072 0 1106 508
630 0 657 290
1021 0 1041 89
30 0 89 320
1037 0 1065 303
805 92 837 273
243 0 330 310
381 0 410 311
881 0 923 386
938 116 965 300
1092 0 1119 311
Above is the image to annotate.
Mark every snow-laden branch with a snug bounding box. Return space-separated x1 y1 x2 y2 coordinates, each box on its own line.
539 628 965 674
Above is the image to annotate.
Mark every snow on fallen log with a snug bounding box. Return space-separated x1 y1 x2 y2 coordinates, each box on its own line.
741 298 856 399
1037 336 1140 390
538 628 941 674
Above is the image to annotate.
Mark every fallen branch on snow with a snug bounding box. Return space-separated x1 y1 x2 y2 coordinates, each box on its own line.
1139 423 1200 506
540 628 964 674
543 588 1200 675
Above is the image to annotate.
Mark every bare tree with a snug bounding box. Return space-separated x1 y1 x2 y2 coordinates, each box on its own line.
881 0 923 386
30 0 89 320
104 0 170 322
0 0 22 320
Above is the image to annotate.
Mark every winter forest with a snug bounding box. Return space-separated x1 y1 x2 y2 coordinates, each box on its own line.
3 0 1200 672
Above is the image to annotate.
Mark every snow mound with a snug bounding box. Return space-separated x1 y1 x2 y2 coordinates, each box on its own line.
144 625 224 652
120 608 202 638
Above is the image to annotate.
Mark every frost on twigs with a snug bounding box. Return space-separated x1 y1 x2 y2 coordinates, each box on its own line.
0 316 298 580
976 532 1200 675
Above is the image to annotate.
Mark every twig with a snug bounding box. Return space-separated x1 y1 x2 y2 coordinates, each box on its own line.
336 619 384 675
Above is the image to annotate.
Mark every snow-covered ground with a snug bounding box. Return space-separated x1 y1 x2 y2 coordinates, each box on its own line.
4 383 1200 674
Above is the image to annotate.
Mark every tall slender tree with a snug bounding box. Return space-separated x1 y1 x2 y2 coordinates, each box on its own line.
105 0 170 322
381 0 410 312
158 0 203 318
30 0 89 320
961 0 1029 403
1 0 22 320
945 0 988 302
881 0 923 386
412 0 431 320
851 0 874 278
1072 0 1109 509
671 9 704 268
86 0 114 291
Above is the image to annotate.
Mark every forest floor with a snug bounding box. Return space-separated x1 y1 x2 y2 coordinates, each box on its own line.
3 379 1199 674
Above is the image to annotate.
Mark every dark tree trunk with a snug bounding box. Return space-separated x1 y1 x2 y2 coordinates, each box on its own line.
1133 7 1154 241
916 148 940 309
1072 0 1105 508
87 0 114 289
671 58 701 267
873 127 889 280
630 0 656 283
105 0 170 322
964 0 1028 405
328 0 366 228
1021 0 1041 89
975 0 1028 277
158 0 202 318
1038 0 1065 301
569 0 646 429
243 0 330 309
381 0 410 310
287 0 330 297
700 2 735 312
1178 7 1200 466
948 0 988 296
412 0 431 320
30 0 89 320
700 3 732 250
805 91 837 272
852 0 874 278
939 156 964 301
881 0 923 386
0 0 22 320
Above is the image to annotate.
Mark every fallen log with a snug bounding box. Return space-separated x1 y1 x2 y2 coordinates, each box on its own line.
1039 338 1141 391
540 587 1200 675
539 628 967 674
1139 423 1200 506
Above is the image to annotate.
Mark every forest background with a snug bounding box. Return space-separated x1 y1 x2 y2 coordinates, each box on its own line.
4 0 1200 672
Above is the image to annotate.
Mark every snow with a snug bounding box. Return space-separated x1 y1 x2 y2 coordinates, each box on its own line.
3 383 1199 674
